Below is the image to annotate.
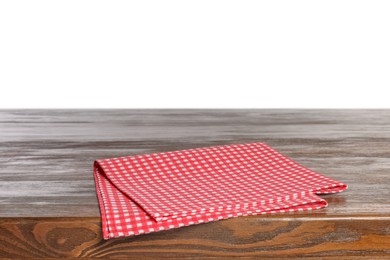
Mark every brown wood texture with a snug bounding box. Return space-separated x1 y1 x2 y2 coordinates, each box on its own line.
1 109 389 258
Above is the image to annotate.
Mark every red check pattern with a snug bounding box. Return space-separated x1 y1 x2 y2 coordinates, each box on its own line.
94 142 347 239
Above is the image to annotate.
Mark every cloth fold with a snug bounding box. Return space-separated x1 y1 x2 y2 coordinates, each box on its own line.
93 142 347 239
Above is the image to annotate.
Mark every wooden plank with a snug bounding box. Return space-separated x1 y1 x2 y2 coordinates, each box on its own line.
1 217 390 258
0 109 389 258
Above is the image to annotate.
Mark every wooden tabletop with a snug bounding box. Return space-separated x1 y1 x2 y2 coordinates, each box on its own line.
1 109 389 258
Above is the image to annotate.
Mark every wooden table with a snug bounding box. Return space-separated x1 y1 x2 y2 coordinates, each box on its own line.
1 110 389 259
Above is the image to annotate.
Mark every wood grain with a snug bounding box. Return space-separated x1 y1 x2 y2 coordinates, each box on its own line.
1 217 390 258
0 109 389 258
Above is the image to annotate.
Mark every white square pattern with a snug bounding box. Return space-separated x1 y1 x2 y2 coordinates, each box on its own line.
93 142 347 239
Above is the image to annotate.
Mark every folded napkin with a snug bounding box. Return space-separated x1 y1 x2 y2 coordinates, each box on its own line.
93 142 347 239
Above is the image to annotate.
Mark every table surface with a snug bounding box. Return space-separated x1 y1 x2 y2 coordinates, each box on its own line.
1 109 389 258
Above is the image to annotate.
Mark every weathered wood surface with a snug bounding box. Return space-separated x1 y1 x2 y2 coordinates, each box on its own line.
0 109 389 258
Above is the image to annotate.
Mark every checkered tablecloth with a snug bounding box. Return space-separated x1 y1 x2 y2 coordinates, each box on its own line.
93 142 347 239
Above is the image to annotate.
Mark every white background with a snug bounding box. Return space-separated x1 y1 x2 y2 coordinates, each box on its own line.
0 0 389 108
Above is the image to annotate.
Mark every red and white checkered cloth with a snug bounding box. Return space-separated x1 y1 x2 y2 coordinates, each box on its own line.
93 142 347 239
